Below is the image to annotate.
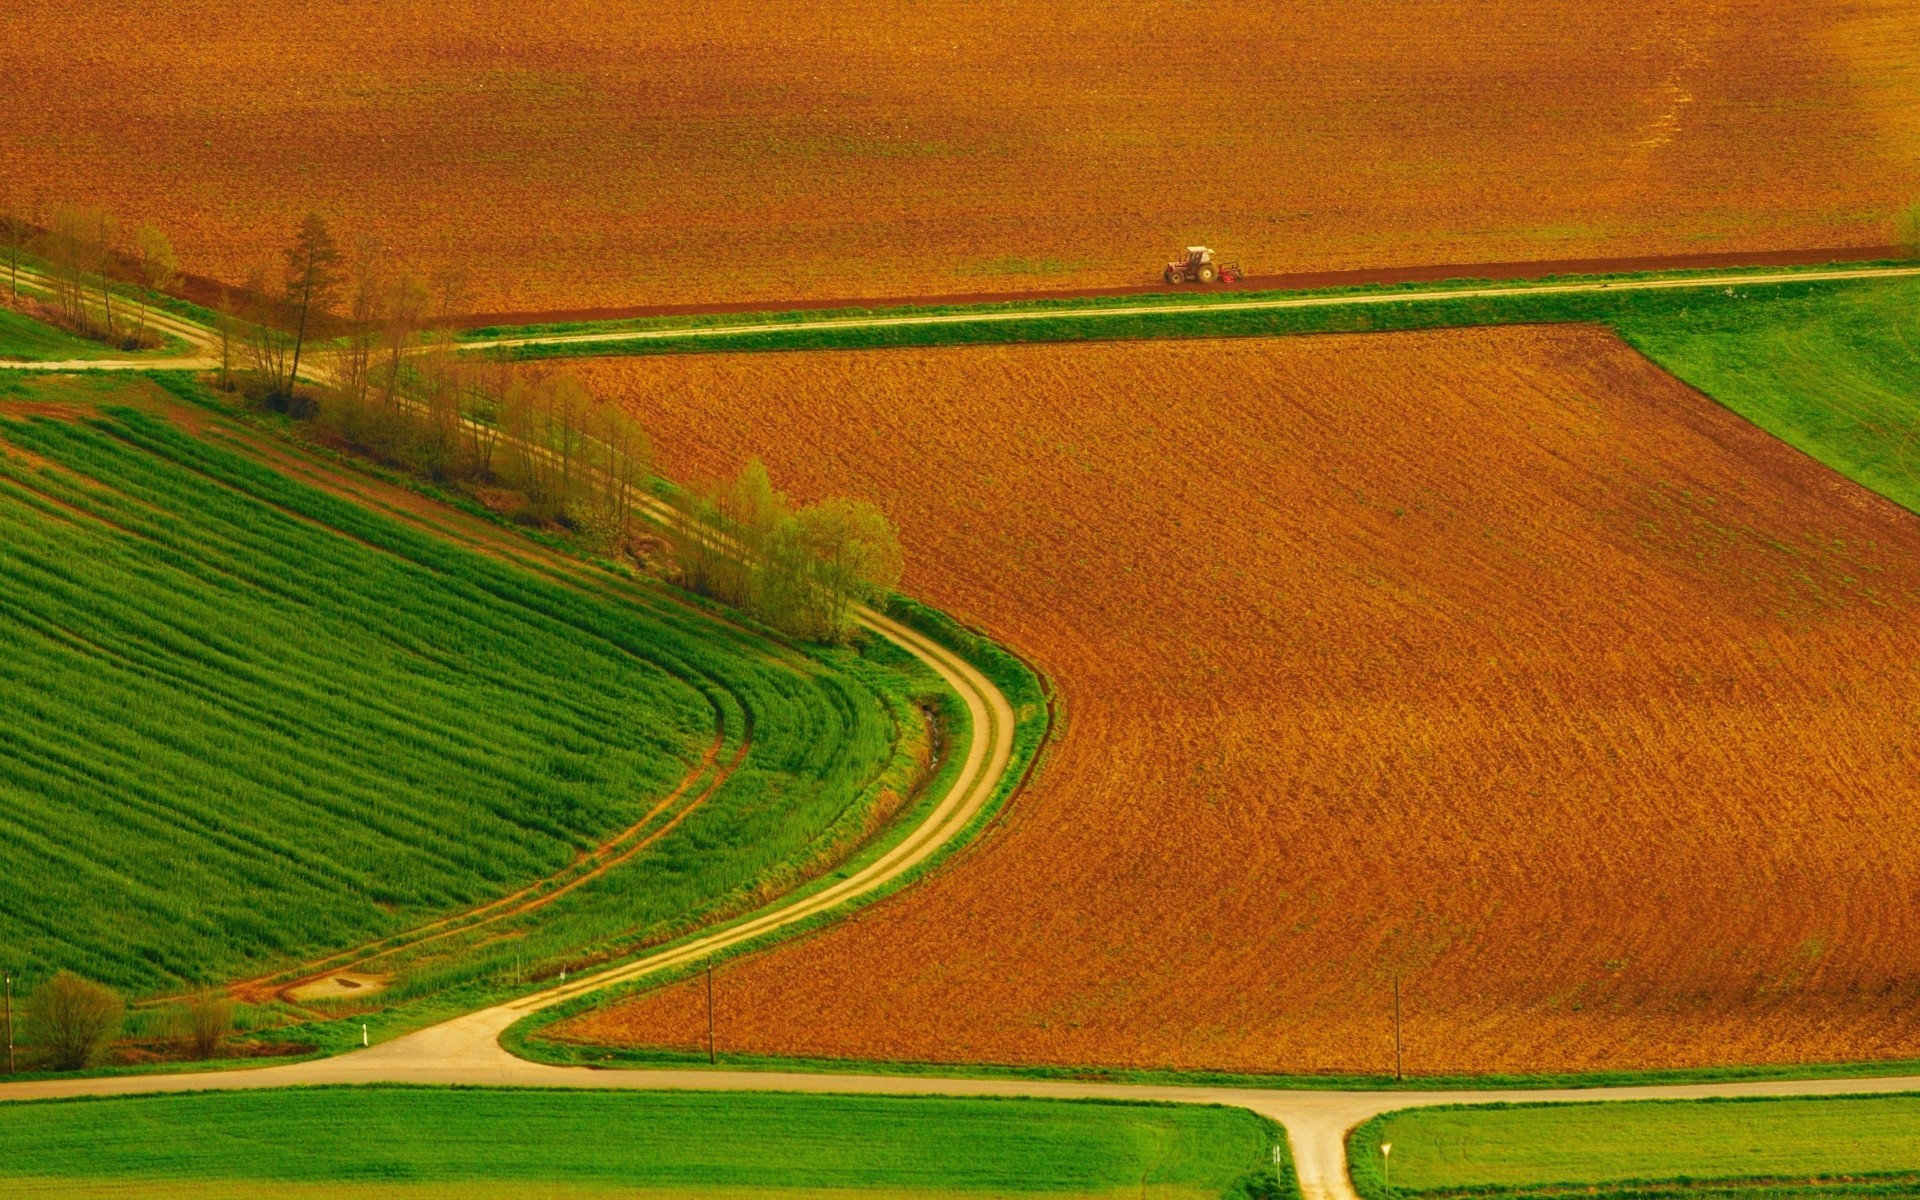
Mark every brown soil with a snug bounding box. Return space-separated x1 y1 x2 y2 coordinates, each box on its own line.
4 2 1916 312
554 327 1920 1076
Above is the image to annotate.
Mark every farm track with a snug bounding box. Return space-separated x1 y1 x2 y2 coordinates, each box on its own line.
13 264 1920 1200
446 244 1911 328
458 264 1920 354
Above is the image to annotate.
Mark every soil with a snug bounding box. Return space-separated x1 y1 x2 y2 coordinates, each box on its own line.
556 327 1920 1075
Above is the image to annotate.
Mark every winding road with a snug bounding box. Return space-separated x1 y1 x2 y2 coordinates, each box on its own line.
6 257 1920 1200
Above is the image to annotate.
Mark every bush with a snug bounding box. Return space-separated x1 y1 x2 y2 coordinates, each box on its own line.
183 989 233 1060
25 971 123 1071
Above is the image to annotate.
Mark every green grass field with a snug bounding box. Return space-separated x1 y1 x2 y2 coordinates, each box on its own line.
0 303 123 361
1616 278 1920 516
0 1085 1285 1199
1351 1094 1920 1200
0 375 922 1019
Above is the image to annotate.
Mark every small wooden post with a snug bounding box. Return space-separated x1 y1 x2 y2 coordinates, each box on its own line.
1393 974 1403 1081
4 971 13 1075
706 957 716 1066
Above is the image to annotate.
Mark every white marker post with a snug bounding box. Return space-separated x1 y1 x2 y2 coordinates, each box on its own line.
362 1023 368 1048
1381 1143 1393 1191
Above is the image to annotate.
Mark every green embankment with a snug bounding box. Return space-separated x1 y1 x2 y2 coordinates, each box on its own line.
0 376 920 1015
1352 1094 1920 1200
0 1086 1285 1199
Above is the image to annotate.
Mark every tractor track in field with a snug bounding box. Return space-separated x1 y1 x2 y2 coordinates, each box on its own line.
222 724 744 1007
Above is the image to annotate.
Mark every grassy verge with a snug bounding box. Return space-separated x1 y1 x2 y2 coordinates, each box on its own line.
0 1084 1289 1200
1350 1093 1920 1200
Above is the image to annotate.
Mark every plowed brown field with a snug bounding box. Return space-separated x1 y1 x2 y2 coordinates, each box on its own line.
553 327 1920 1075
5 1 1917 311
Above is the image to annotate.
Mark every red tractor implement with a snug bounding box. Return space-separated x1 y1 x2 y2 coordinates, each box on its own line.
1164 246 1241 285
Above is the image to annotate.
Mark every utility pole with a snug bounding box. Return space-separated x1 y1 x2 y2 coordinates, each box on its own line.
706 957 716 1066
1393 973 1403 1081
4 971 13 1075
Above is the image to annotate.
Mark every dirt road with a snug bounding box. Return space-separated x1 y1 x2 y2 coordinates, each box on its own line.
6 1007 1919 1200
446 244 1912 328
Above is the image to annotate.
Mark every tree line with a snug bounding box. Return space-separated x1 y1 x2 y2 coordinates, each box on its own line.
668 458 903 642
0 199 905 643
229 213 899 642
0 194 179 351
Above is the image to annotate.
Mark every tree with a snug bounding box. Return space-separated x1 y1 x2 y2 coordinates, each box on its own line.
593 399 652 541
242 261 293 395
333 237 385 408
664 458 902 642
0 204 30 303
1899 199 1920 260
791 497 903 639
213 286 239 390
24 971 122 1071
92 208 119 342
282 213 343 401
41 205 90 328
379 271 430 411
131 223 179 345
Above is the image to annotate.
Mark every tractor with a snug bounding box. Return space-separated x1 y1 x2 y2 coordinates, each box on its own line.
1164 246 1242 285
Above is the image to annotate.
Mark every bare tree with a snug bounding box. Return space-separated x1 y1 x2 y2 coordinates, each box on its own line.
42 205 89 328
0 204 29 302
24 972 122 1071
282 213 343 399
131 223 179 346
213 286 239 390
378 271 430 411
92 209 119 342
332 237 385 409
243 261 293 393
464 354 511 479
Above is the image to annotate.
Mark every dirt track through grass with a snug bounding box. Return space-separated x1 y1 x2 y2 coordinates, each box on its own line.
0 391 908 1000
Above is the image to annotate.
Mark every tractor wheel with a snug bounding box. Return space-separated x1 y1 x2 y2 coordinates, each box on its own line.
1196 263 1217 283
1165 268 1182 285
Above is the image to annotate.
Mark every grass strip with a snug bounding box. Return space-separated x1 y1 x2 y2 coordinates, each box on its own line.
0 1084 1286 1199
1350 1093 1920 1200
